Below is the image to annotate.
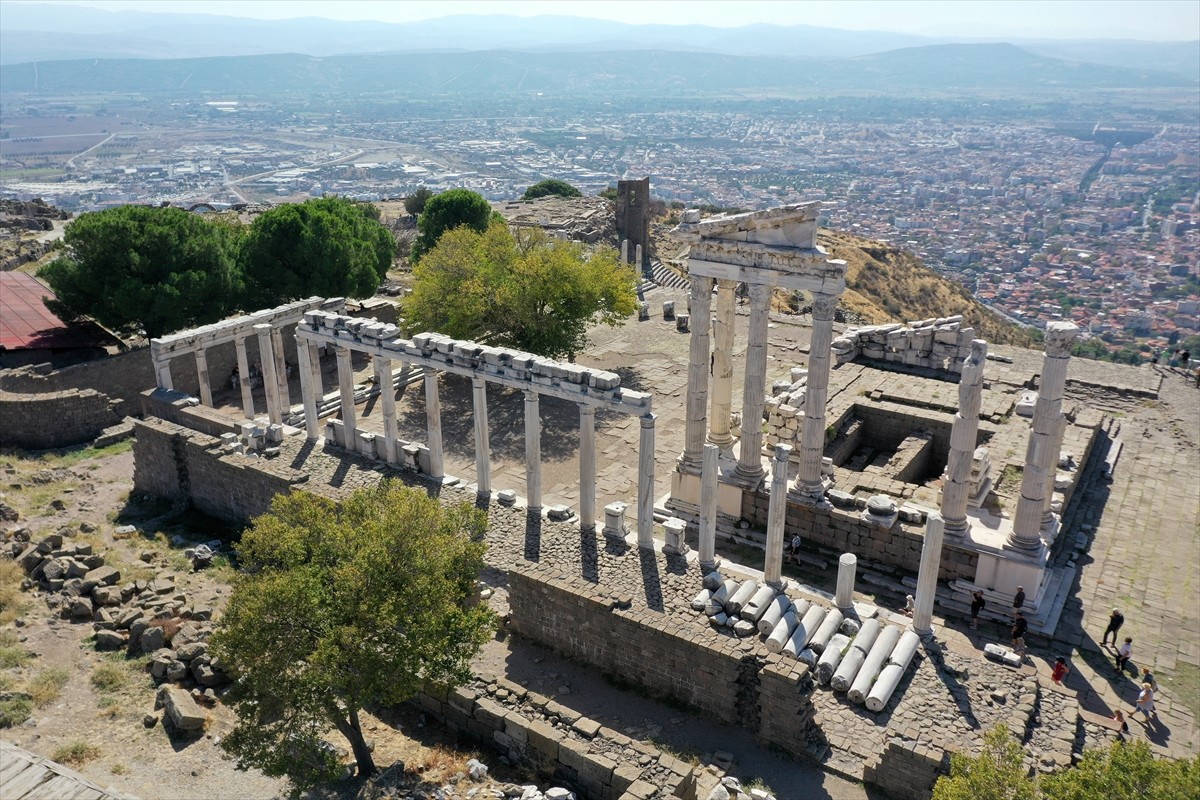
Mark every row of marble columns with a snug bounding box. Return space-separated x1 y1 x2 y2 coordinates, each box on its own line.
294 337 657 542
154 323 292 425
681 276 841 502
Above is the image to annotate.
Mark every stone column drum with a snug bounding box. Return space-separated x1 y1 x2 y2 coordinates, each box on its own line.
795 293 838 501
524 390 542 511
913 512 945 637
579 405 597 531
763 444 792 587
836 553 857 610
698 444 720 570
681 275 715 471
708 279 737 449
941 340 987 537
1009 322 1079 551
735 281 774 482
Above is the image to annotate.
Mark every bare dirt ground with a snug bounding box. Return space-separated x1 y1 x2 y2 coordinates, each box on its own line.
0 444 539 800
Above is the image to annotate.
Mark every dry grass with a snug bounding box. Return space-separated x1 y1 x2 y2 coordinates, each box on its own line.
410 743 471 784
0 631 31 669
28 668 69 707
53 741 102 766
91 661 128 693
0 560 28 625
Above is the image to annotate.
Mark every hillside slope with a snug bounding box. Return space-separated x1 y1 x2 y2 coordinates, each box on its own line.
817 229 1038 347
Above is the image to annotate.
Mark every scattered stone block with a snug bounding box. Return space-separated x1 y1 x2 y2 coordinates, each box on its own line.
157 684 207 731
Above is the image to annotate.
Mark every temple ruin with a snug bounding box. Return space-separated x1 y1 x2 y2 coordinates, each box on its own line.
125 202 1123 800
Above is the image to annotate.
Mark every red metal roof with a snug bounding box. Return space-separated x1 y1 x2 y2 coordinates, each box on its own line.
0 272 119 351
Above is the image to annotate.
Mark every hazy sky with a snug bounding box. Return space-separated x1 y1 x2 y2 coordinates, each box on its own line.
18 0 1200 41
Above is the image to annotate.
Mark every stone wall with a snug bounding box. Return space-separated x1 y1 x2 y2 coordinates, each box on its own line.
416 678 695 800
862 737 948 800
740 493 978 583
831 316 975 372
131 416 303 524
0 388 124 449
507 565 817 752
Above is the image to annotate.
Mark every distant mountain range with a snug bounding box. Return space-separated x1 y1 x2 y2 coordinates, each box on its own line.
1 43 1194 98
1 3 1197 80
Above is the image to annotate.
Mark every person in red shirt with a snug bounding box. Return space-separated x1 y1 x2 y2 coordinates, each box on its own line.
1051 656 1070 684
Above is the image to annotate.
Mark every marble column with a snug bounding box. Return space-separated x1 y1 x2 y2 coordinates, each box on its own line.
579 404 597 530
193 349 213 407
524 390 542 510
913 512 945 637
763 444 792 587
836 553 857 610
154 359 173 391
795 293 838 501
681 275 715 471
942 340 988 538
735 281 773 481
334 343 356 448
635 244 643 271
637 413 656 548
621 239 629 265
708 280 737 449
1042 415 1069 526
472 378 491 495
296 339 320 439
424 367 444 480
234 337 255 419
698 444 719 569
1009 322 1079 551
374 355 399 464
271 328 290 414
255 324 283 426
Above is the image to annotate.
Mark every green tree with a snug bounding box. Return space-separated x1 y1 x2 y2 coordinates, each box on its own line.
403 186 434 216
1042 740 1199 800
239 197 394 310
210 482 492 790
522 179 582 200
39 205 241 338
932 724 1040 800
410 188 492 263
404 222 638 360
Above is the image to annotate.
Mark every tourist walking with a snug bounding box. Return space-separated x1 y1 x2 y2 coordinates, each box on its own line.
787 533 801 565
1012 586 1025 618
1134 682 1156 721
1112 709 1129 739
1141 666 1158 692
1011 612 1028 657
1116 637 1133 673
970 590 986 630
1051 656 1070 684
1102 608 1125 647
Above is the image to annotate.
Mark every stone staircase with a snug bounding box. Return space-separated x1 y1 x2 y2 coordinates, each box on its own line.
648 260 691 291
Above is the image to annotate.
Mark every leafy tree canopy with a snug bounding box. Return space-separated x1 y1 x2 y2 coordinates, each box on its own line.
933 724 1040 800
404 222 638 360
39 205 241 338
933 724 1199 800
522 179 582 200
239 196 395 310
410 188 492 263
210 481 492 791
404 186 434 216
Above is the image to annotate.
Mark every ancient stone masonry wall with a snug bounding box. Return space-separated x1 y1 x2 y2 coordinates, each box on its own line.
0 388 123 449
132 417 303 524
740 494 978 583
508 565 755 728
416 677 695 800
831 316 976 372
507 565 819 753
861 738 949 800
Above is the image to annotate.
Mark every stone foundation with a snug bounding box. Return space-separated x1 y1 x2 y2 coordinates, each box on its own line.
0 388 123 449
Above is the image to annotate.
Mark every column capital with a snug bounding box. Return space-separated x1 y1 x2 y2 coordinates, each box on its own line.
640 412 657 428
578 403 596 417
252 322 273 334
748 281 773 304
811 293 839 321
1044 321 1080 358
